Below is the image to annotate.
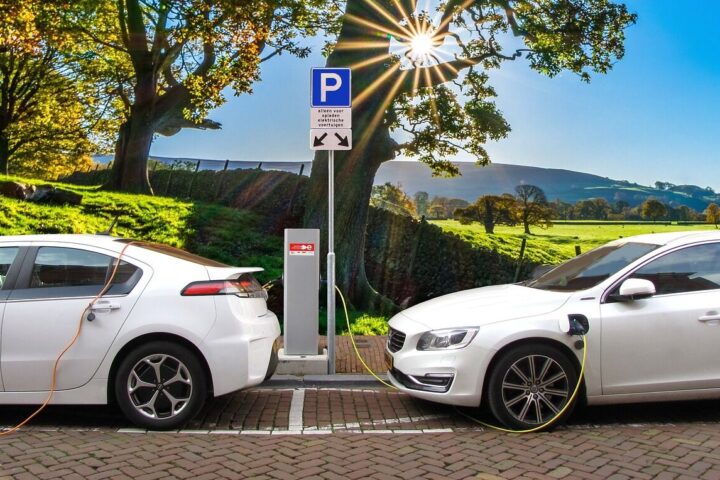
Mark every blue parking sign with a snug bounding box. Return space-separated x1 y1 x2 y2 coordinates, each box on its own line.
311 68 351 108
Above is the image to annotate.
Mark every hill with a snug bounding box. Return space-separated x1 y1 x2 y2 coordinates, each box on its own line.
374 161 720 211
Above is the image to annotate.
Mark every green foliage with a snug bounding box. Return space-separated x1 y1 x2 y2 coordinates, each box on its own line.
706 203 720 228
346 315 389 336
366 208 522 307
0 2 103 177
0 174 282 283
370 182 416 217
641 199 668 222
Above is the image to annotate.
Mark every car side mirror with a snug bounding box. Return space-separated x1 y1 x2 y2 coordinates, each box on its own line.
613 278 656 302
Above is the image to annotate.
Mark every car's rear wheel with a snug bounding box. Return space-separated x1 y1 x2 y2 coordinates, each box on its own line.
115 341 207 430
486 344 578 431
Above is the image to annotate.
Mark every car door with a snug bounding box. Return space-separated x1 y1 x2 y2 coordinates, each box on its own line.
0 245 26 392
600 242 720 395
1 243 149 392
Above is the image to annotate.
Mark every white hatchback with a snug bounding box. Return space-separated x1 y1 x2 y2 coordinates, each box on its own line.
387 230 720 429
0 235 280 429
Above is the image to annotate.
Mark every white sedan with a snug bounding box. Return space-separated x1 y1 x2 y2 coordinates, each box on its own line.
387 230 720 429
0 234 280 430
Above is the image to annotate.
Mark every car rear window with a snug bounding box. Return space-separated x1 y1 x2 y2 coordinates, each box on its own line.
115 240 229 267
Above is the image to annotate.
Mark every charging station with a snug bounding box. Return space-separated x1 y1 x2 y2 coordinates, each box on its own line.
276 228 328 374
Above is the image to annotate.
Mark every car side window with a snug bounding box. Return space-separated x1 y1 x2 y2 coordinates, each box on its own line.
629 243 720 295
30 247 139 290
0 247 20 289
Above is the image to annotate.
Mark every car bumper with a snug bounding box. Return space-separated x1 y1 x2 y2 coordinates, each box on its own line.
386 313 496 408
202 310 281 396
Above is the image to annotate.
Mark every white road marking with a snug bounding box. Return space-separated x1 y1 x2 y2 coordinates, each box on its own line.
289 388 305 431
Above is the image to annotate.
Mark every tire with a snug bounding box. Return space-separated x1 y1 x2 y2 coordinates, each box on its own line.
486 344 579 431
114 341 207 430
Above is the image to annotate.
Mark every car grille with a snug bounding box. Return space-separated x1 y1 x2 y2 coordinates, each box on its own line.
387 327 406 352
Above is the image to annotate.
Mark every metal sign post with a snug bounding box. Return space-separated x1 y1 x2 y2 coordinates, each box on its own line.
327 150 335 374
310 67 352 375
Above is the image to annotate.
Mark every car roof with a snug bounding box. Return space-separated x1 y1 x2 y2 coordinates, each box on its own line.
0 234 122 247
613 230 720 247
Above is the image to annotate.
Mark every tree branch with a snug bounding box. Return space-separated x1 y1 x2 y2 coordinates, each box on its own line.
397 48 527 94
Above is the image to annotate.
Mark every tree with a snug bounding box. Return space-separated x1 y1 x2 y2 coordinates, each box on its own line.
642 199 667 223
0 2 98 177
574 198 611 220
64 0 334 193
413 191 429 217
515 184 552 234
613 200 629 214
303 0 635 310
455 194 516 233
706 203 720 228
370 182 416 217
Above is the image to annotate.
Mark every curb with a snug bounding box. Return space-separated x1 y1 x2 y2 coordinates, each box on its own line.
262 374 390 388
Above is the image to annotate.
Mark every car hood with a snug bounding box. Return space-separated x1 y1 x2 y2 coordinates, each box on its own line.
399 284 573 329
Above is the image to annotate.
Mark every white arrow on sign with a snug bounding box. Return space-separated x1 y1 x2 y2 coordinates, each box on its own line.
310 129 352 151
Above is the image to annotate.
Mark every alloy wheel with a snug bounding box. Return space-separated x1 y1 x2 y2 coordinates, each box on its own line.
500 354 570 425
126 354 193 420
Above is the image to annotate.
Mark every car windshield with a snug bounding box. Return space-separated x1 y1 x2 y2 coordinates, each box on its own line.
527 242 660 292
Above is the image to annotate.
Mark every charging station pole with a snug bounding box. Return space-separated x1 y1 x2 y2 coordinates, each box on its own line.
310 67 352 375
327 150 336 374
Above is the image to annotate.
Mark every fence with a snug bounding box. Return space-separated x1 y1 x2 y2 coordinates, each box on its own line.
66 158 312 200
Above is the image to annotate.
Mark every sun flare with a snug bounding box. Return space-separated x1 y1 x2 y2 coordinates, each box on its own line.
410 33 434 57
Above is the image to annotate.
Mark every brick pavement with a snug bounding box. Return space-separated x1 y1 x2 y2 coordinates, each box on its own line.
4 424 720 479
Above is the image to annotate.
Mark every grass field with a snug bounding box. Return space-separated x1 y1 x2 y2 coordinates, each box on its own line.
431 220 718 265
0 174 283 282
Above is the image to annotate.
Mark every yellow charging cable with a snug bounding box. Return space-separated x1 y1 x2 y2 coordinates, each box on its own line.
335 285 398 390
0 241 137 437
334 285 587 433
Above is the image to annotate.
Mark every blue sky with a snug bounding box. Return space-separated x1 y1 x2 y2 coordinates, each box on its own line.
151 0 720 190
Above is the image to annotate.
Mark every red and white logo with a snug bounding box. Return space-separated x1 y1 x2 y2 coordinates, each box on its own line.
289 243 315 256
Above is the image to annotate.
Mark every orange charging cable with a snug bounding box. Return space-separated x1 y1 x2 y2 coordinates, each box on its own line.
0 241 136 436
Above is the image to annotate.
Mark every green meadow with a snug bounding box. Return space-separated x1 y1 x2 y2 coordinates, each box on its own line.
431 220 717 265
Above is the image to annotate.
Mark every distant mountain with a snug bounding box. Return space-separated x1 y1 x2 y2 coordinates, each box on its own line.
93 155 718 211
374 161 720 211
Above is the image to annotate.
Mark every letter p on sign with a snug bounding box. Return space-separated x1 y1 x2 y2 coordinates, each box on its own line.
311 68 351 108
320 73 342 102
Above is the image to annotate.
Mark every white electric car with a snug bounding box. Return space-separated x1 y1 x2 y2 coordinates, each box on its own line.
0 235 280 430
387 230 720 429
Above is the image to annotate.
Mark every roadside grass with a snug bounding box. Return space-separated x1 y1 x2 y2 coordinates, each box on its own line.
0 174 283 283
431 220 717 265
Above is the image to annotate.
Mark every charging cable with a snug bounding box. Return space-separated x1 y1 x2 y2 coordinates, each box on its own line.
0 241 136 437
336 286 398 390
334 285 587 433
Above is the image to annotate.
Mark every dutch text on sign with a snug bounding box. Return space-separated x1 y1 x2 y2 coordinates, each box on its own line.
289 243 316 256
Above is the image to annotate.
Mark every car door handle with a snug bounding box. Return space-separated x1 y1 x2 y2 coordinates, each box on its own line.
90 302 121 311
698 313 720 322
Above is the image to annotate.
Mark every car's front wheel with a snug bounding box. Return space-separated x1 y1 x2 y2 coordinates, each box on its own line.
486 344 578 431
115 341 207 430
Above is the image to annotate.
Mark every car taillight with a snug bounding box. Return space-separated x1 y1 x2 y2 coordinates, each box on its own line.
181 274 267 299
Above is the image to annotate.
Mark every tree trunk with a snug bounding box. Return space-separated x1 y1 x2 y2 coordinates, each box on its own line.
104 60 157 193
0 133 9 176
303 0 400 313
483 200 495 234
105 111 154 194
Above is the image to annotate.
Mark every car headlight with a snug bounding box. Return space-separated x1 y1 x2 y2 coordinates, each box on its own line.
416 328 479 351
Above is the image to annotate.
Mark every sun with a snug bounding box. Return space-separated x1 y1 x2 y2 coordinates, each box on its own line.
410 33 434 57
